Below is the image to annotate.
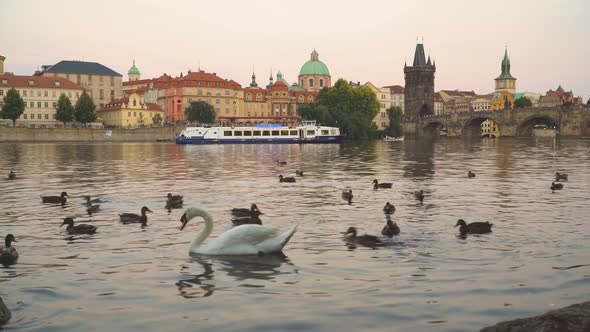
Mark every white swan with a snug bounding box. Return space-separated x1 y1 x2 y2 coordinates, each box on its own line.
180 207 297 256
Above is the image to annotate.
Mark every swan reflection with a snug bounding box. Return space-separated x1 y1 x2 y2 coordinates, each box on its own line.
176 253 294 299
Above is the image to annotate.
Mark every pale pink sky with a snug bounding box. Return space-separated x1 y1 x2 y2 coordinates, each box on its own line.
1 0 588 100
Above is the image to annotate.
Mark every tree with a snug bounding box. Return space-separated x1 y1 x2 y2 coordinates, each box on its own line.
152 113 163 126
383 106 403 137
55 94 74 126
185 101 216 124
514 96 533 109
297 79 380 140
0 88 25 127
74 91 97 125
137 112 145 126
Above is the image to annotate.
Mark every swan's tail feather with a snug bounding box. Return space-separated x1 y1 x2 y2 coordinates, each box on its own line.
279 225 298 250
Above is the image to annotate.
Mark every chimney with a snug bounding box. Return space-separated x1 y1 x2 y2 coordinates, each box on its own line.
0 55 5 75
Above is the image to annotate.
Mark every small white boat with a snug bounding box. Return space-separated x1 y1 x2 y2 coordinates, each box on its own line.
383 136 404 142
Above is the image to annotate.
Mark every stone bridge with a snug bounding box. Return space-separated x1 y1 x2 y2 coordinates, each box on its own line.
403 105 590 137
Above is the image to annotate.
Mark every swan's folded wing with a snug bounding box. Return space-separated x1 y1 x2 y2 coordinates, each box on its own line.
214 225 281 247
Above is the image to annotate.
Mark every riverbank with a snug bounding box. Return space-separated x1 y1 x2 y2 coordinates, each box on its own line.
0 126 181 142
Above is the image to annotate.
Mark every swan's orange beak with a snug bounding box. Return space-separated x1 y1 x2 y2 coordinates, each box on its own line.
180 213 188 231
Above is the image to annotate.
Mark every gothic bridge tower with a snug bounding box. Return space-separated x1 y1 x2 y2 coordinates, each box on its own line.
404 42 436 134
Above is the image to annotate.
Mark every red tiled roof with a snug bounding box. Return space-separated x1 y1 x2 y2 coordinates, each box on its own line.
272 81 289 91
434 92 443 102
383 85 404 93
123 78 155 86
0 73 84 90
100 94 162 112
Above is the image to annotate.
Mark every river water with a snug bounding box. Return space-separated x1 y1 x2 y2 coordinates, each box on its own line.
0 138 589 331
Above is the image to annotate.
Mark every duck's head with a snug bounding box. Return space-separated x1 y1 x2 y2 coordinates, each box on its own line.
455 219 467 227
61 192 69 197
5 234 16 247
141 206 153 214
278 175 284 180
555 172 560 176
60 217 75 227
84 196 90 202
344 227 358 238
179 207 209 231
372 179 378 184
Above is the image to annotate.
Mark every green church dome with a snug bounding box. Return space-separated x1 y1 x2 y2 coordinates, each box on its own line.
128 60 140 75
299 50 330 76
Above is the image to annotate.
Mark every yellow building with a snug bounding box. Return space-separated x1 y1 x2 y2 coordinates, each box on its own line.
363 82 392 130
98 91 164 128
1 55 85 127
481 119 500 138
490 91 515 110
38 60 123 109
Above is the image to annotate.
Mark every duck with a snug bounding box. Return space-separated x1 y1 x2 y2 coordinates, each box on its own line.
454 219 493 235
166 193 184 209
342 189 353 204
231 203 262 217
119 206 152 224
7 171 16 180
83 195 104 204
344 227 383 247
295 170 304 176
275 160 287 166
550 182 564 191
231 214 263 226
0 296 10 326
179 207 297 255
554 172 568 182
60 217 97 235
372 179 392 189
383 202 396 214
0 234 18 266
381 217 400 237
41 191 68 204
467 171 476 178
279 175 296 183
414 190 425 202
84 196 100 215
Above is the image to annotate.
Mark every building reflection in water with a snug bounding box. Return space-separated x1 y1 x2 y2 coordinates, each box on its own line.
401 139 435 179
176 253 293 299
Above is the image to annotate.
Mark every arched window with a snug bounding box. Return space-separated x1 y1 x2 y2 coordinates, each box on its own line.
308 96 314 103
256 94 262 101
298 95 304 103
309 79 314 87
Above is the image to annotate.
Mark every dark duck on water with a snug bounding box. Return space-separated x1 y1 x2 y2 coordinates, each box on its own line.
60 217 97 235
119 206 152 224
41 191 69 204
454 219 493 235
0 234 18 266
372 179 392 189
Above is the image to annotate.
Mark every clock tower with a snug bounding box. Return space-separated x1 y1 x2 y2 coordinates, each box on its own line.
494 47 516 94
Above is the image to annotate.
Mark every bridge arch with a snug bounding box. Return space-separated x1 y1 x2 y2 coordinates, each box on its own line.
422 119 447 137
516 114 560 136
463 114 501 138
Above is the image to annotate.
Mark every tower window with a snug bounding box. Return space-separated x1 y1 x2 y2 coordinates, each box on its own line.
309 79 314 87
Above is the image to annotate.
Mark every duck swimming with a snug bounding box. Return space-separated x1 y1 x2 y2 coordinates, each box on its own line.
83 195 104 204
342 189 353 204
372 179 392 189
279 175 296 183
41 191 68 204
0 295 10 326
383 202 396 214
550 182 564 191
231 214 263 226
179 207 297 256
468 171 476 178
344 227 383 247
84 196 100 215
60 217 97 235
414 190 425 202
381 217 400 237
295 170 304 176
454 219 493 235
231 203 262 217
275 160 287 165
0 234 18 266
7 171 16 180
166 193 184 209
554 172 568 182
119 206 152 224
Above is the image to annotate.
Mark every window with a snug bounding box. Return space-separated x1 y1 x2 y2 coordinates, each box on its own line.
100 89 104 100
225 99 230 105
253 130 261 136
44 91 48 97
23 114 27 119
133 112 136 117
100 76 104 86
45 102 49 108
197 89 202 95
225 90 230 96
110 77 114 86
321 130 329 135
45 114 49 119
216 90 220 96
30 102 34 108
309 79 314 87
128 112 131 117
52 114 56 119
206 90 211 96
272 130 279 135
23 90 27 97
38 102 42 108
133 99 137 106
110 90 115 99
307 130 315 135
77 74 81 84
139 112 142 117
281 130 289 136
234 131 243 136
256 94 262 101
320 79 324 87
262 131 270 136
246 94 252 101
225 108 230 114
224 131 233 136
88 75 93 85
38 114 42 119
52 102 57 108
289 130 297 135
243 130 251 136
216 99 220 104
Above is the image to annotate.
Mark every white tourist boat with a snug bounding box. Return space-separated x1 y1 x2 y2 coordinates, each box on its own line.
383 135 404 142
176 121 344 144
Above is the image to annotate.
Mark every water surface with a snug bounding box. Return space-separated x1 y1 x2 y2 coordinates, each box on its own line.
1 138 589 331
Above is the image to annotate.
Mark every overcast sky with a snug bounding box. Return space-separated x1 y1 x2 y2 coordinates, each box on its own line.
1 0 588 100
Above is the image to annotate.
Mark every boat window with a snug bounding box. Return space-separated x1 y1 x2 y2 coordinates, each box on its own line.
224 131 233 136
243 130 252 136
272 130 280 136
307 130 315 135
280 130 289 136
253 130 261 136
321 130 329 135
234 131 243 136
262 131 270 136
289 130 297 135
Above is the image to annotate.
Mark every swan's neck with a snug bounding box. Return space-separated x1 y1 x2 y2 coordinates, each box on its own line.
191 212 214 249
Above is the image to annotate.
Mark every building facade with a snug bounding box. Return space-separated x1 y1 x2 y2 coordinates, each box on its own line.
364 82 392 130
38 60 123 109
433 92 444 116
298 50 331 92
404 43 435 121
97 91 164 128
0 72 84 127
384 85 405 113
471 94 494 112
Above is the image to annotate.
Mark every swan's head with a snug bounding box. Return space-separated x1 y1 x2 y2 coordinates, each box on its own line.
180 207 210 231
455 219 467 227
61 217 75 227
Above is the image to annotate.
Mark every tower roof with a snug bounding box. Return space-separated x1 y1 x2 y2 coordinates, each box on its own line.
413 43 427 66
128 60 140 75
495 47 516 80
299 50 330 76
